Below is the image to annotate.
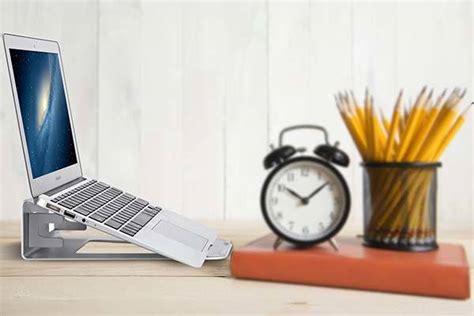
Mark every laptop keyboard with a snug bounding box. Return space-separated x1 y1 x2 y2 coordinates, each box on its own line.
52 180 161 237
51 180 97 203
58 181 109 209
88 193 135 221
74 188 123 216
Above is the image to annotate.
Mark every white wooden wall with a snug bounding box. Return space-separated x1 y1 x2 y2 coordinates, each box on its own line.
1 1 472 231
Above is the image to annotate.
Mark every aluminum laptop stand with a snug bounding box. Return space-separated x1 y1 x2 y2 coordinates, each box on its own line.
22 199 229 261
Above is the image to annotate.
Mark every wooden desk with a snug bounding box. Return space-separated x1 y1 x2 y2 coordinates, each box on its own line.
1 221 472 315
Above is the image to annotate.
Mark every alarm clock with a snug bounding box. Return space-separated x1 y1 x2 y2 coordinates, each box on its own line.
261 125 351 249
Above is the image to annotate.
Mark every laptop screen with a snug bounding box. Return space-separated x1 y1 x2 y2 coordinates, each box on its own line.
9 49 77 179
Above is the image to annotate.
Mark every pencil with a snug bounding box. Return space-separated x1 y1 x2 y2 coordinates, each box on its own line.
336 88 469 247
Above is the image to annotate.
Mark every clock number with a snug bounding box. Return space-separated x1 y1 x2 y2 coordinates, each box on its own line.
288 221 294 230
277 184 284 192
334 197 342 207
302 226 309 235
330 211 337 221
276 212 283 220
318 222 325 231
287 172 295 182
270 197 278 206
301 168 309 177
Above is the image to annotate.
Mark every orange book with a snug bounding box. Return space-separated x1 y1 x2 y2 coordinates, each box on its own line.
231 234 470 299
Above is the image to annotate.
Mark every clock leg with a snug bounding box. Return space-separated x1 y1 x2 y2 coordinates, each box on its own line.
329 238 339 251
273 237 283 250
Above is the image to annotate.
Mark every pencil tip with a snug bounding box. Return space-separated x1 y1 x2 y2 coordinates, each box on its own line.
460 102 474 116
427 89 433 100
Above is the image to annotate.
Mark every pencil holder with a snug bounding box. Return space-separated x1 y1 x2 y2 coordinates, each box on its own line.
361 162 441 252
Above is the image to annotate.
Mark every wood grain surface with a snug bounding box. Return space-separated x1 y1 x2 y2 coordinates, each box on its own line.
0 220 472 315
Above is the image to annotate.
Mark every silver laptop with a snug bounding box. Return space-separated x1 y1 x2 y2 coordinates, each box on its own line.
3 33 232 268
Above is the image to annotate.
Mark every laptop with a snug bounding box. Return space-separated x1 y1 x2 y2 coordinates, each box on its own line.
2 33 232 268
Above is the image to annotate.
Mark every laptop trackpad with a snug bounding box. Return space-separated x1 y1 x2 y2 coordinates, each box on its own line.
152 220 208 252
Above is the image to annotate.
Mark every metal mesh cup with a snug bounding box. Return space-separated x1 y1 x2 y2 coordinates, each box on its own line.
361 162 441 252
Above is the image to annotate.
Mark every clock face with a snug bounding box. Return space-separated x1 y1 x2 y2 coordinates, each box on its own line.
262 157 349 244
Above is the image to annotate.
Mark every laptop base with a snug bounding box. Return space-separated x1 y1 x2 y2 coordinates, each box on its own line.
22 199 230 261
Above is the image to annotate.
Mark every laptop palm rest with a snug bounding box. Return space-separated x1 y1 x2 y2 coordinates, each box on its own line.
152 220 209 252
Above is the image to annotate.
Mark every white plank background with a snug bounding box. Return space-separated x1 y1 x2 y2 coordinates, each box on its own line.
139 1 184 215
0 0 3 212
0 1 472 232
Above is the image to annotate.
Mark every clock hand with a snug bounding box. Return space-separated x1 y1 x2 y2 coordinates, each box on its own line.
305 182 328 201
283 186 307 204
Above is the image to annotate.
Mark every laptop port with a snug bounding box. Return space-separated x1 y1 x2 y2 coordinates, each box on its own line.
64 210 75 220
46 203 60 212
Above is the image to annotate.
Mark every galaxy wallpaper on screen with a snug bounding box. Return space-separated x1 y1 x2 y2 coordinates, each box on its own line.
10 49 77 179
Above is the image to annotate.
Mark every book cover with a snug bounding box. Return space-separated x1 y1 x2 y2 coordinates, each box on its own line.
231 234 470 299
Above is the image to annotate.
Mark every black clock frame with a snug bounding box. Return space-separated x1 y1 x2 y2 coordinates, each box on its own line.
260 156 351 247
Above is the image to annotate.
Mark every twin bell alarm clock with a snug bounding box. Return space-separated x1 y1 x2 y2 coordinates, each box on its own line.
260 125 351 250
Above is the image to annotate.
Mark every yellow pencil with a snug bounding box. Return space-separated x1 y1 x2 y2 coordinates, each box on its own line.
384 90 403 161
336 88 468 248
